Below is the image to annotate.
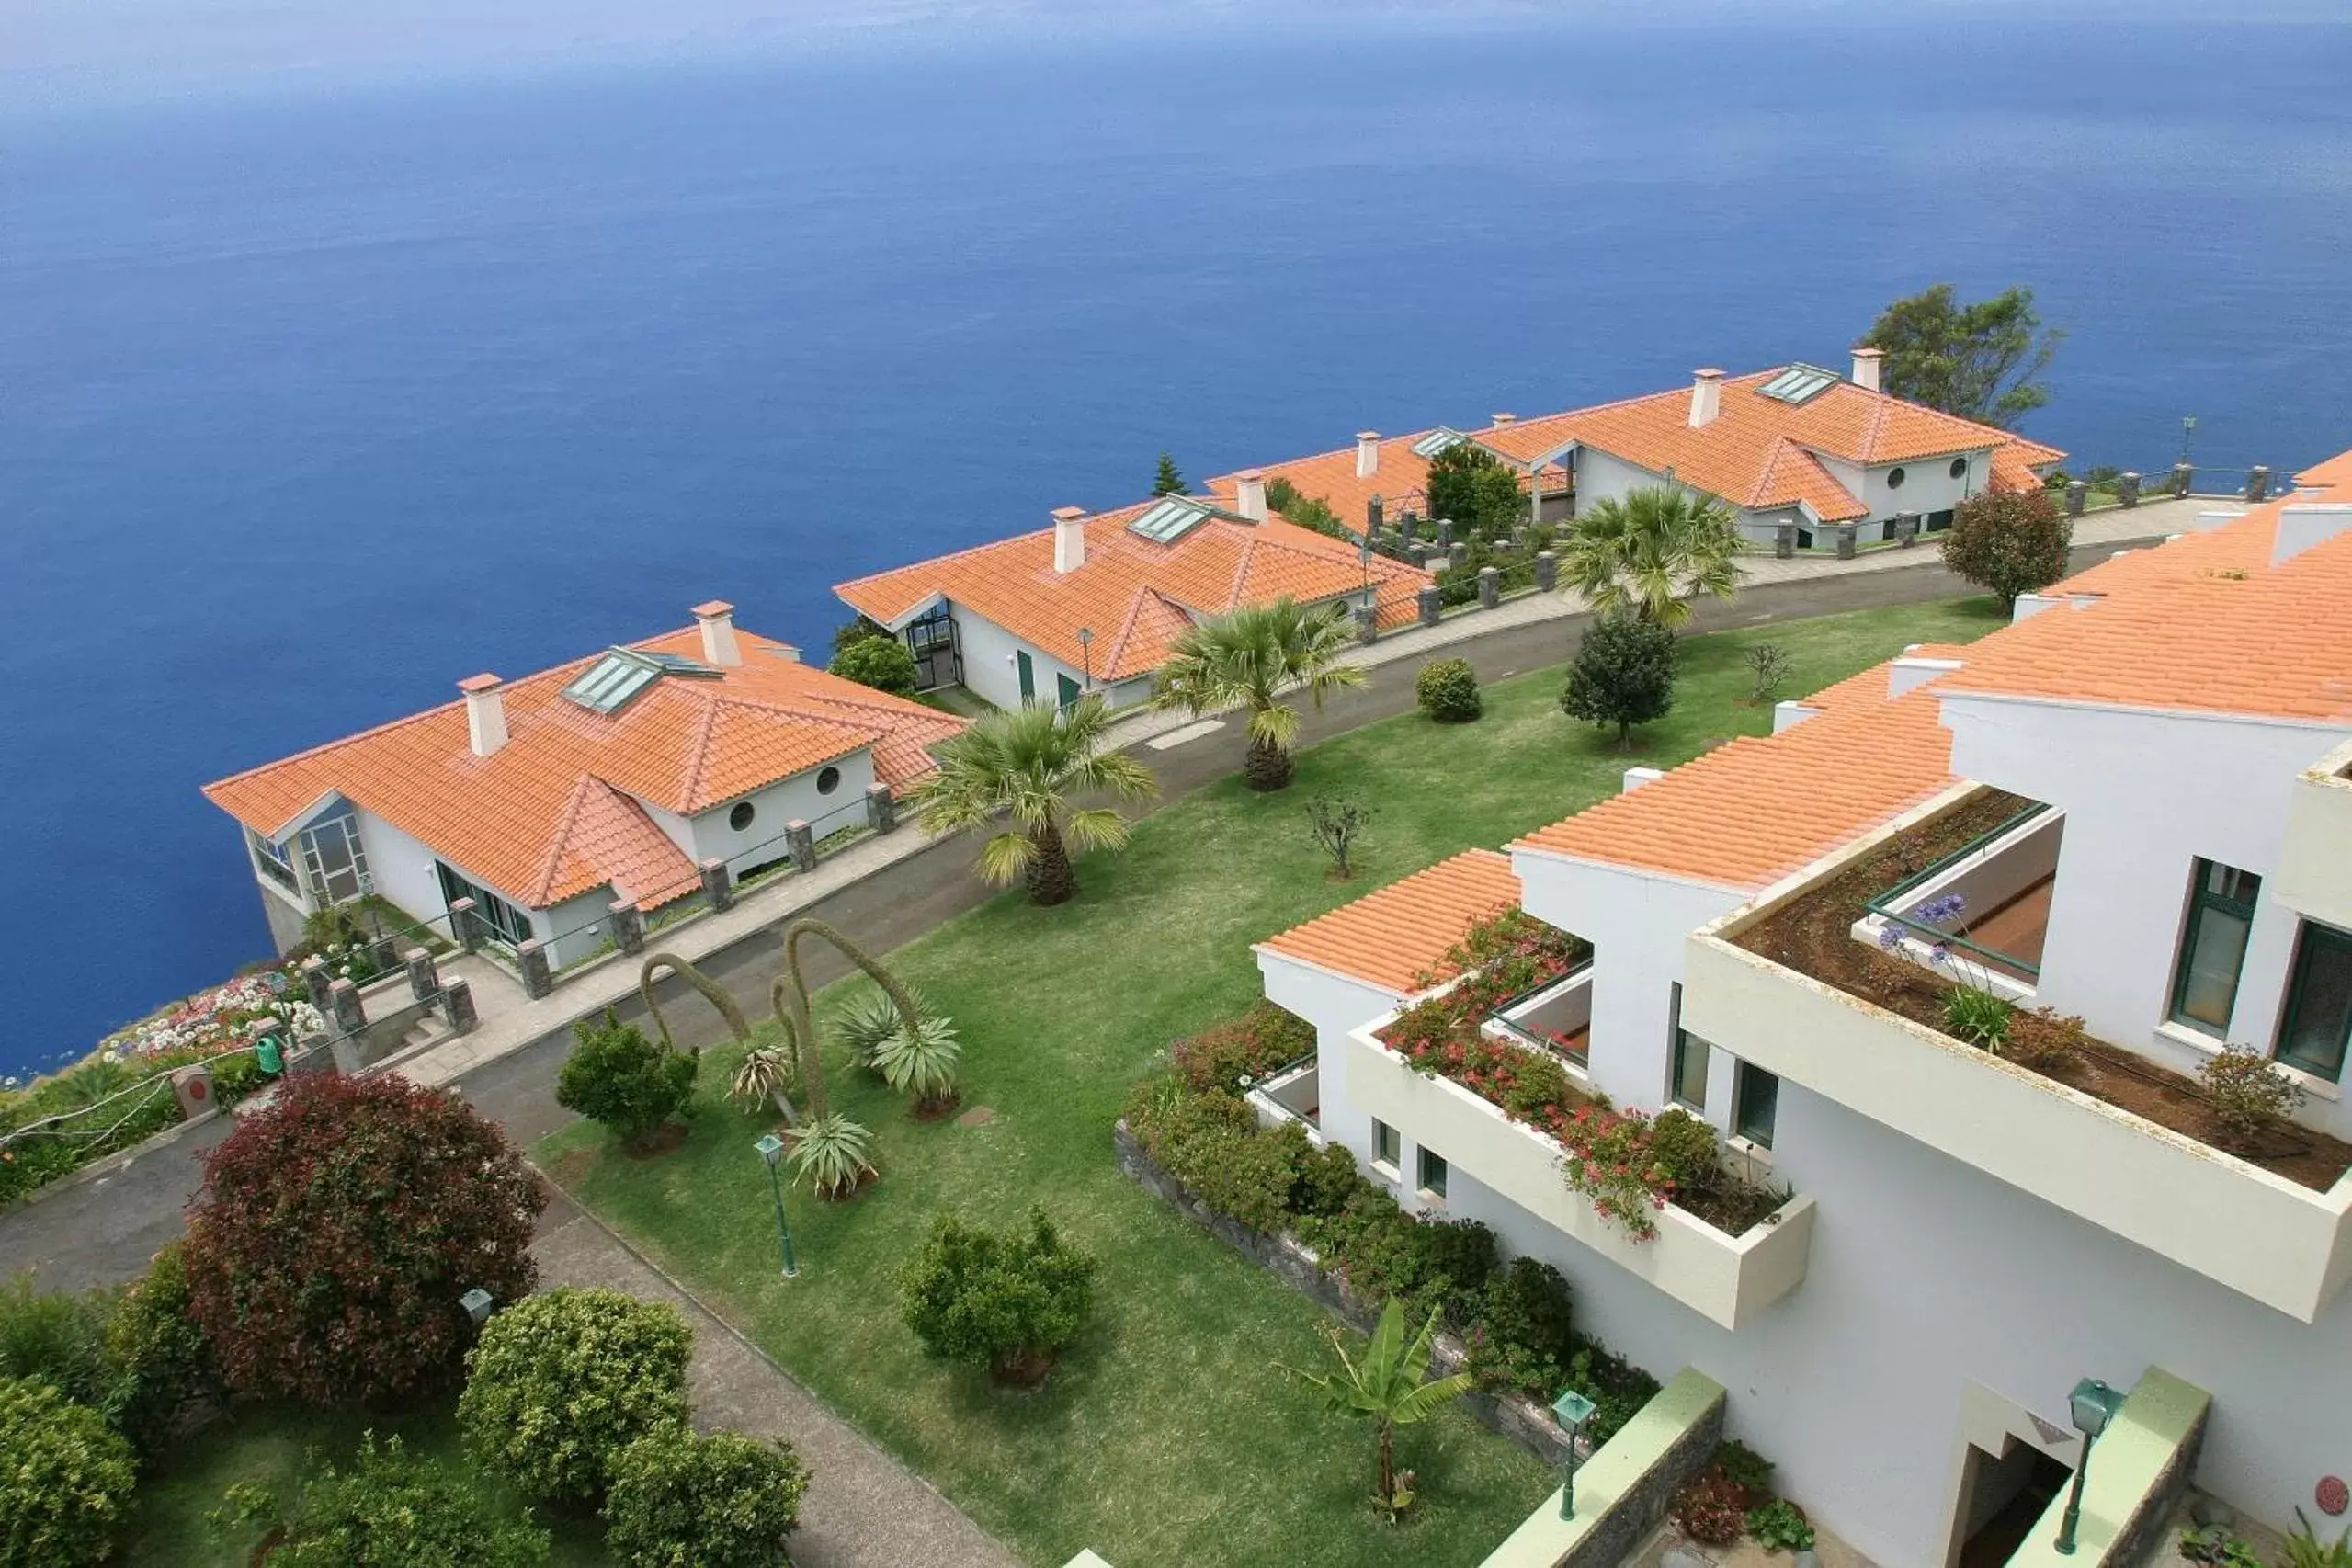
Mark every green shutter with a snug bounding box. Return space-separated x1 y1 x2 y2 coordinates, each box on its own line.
1017 650 1035 703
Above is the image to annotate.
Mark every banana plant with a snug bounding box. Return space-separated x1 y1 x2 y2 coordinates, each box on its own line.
1281 1300 1473 1518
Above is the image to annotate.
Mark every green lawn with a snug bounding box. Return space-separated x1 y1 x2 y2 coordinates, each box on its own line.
119 1403 611 1566
540 597 2008 1568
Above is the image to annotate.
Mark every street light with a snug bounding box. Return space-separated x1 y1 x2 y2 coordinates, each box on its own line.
2181 415 2198 466
459 1288 494 1328
2055 1377 2126 1554
754 1133 801 1278
1076 627 1094 691
1552 1388 1597 1520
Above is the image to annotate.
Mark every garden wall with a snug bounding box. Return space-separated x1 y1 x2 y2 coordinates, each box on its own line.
1478 1368 1726 1568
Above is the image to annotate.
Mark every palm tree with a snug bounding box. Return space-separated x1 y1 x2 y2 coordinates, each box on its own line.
905 696 1157 905
1151 597 1368 791
1282 1299 1473 1516
1556 484 1743 628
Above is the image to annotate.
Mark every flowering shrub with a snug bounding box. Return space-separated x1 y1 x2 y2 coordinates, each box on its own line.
93 970 322 1066
1169 1002 1315 1095
1674 1470 1747 1545
1558 1104 1675 1241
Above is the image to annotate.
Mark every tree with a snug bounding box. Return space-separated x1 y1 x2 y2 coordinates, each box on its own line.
1939 488 2073 608
1281 1300 1473 1517
1561 613 1677 750
1556 485 1741 627
605 1428 810 1568
106 1242 220 1454
0 1375 137 1568
185 1073 543 1406
1743 642 1793 706
827 635 919 697
831 616 894 659
1305 796 1372 881
239 1434 551 1568
1426 442 1528 540
1263 476 1352 542
1415 656 1482 722
557 1010 699 1150
460 1288 694 1505
1151 597 1368 791
1860 284 2062 428
900 1208 1099 1386
905 696 1157 904
1153 452 1187 496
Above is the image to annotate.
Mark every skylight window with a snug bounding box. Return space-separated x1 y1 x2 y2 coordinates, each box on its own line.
1755 365 1843 405
1411 428 1467 459
562 648 720 714
1128 496 1212 544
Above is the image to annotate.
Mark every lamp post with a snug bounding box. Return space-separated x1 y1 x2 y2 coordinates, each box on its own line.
2055 1377 2126 1554
1077 626 1094 692
2180 415 2197 466
754 1133 800 1278
459 1288 494 1329
1552 1388 1597 1521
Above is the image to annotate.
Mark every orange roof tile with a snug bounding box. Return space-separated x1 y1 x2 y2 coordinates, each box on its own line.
835 503 1429 681
204 624 964 909
1256 849 1523 994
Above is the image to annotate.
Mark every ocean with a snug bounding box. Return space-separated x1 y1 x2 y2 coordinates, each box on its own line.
5 14 2349 1079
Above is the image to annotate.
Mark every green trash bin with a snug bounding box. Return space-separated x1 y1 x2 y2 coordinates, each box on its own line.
255 1035 285 1076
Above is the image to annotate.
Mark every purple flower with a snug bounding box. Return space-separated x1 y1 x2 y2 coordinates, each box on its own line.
1929 943 1952 967
1916 892 1967 927
1877 923 1908 953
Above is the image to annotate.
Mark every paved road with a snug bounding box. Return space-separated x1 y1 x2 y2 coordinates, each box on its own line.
0 538 2151 1296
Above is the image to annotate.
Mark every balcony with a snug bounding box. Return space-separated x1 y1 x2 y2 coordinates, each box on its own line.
1244 1054 1322 1134
1686 788 2352 1323
1855 798 2062 996
1483 962 1593 1069
2278 735 2352 931
1343 1017 1816 1330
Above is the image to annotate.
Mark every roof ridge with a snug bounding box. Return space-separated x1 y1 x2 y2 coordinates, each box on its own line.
1207 429 1440 488
528 774 603 905
833 523 1059 594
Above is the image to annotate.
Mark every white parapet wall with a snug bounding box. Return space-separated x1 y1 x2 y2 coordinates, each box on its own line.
1341 1021 1815 1330
2277 735 2352 932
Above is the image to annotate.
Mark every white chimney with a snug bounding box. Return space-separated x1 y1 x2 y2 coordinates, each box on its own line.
1687 369 1725 429
459 674 508 757
1052 506 1088 573
1492 413 1517 427
2271 503 2352 566
691 599 742 667
1234 469 1267 522
1851 347 1884 393
1356 432 1380 480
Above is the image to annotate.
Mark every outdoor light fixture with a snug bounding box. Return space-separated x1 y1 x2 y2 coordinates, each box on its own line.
2181 415 2198 464
459 1288 494 1327
1552 1388 1597 1520
2055 1377 2126 1554
1077 626 1094 690
754 1132 801 1279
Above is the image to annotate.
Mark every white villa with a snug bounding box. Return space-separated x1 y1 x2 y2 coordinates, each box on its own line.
1252 457 2352 1564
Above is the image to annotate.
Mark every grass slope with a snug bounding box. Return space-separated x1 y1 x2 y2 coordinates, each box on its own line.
539 597 2007 1568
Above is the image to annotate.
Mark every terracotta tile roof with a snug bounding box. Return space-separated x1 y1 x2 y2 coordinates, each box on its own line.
204 624 964 909
1203 432 1561 530
1472 369 2062 522
835 503 1429 681
1256 849 1523 995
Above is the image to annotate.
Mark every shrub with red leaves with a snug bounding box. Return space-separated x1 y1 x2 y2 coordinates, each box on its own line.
184 1073 544 1407
1673 1469 1746 1546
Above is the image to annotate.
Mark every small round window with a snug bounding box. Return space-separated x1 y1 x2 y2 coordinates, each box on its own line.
1886 466 1906 489
729 801 756 832
817 766 842 795
1949 457 1968 480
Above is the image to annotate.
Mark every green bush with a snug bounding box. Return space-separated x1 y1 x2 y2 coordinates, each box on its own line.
1714 1436 1775 1496
460 1289 694 1505
1415 657 1483 722
1561 612 1676 748
205 1051 272 1106
1563 1336 1661 1446
2200 1046 2309 1143
1500 1051 1574 1123
901 1208 1099 1384
556 1011 699 1147
1290 1140 1361 1221
1168 1003 1315 1094
605 1427 810 1568
827 636 920 698
1746 1496 1815 1552
0 1374 136 1568
1464 1257 1575 1396
106 1242 219 1452
1181 1118 1310 1234
0 1275 126 1422
257 1433 550 1568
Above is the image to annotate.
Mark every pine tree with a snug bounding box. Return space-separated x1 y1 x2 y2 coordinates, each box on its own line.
1153 453 1187 496
1561 613 1677 750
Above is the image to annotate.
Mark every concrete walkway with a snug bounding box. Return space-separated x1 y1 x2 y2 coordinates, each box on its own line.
533 1187 1020 1568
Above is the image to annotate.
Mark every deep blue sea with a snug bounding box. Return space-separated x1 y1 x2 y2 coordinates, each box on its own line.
6 15 2350 1078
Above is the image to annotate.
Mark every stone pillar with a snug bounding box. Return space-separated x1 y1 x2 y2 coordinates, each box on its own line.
2118 471 2141 508
1436 517 1454 549
442 977 478 1034
608 899 645 957
1352 602 1378 645
699 857 734 912
168 1064 215 1120
1835 526 1858 561
404 947 439 1005
2064 481 2087 517
1476 566 1501 608
517 938 552 1001
1447 542 1468 570
449 897 481 953
1894 511 1919 548
1534 551 1558 592
865 782 896 833
2246 465 2271 503
301 955 334 1011
2171 461 2194 499
1775 522 1796 560
1416 584 1442 628
328 976 366 1035
1366 494 1384 540
785 820 817 874
1399 511 1417 547
369 935 402 978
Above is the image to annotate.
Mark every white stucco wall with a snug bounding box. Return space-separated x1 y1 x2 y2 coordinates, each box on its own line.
1256 951 1407 1167
950 605 1095 712
689 749 876 874
1853 449 1986 522
350 807 485 939
541 885 619 968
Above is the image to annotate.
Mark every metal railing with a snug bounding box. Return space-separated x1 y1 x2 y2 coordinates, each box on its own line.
1483 960 1594 1066
1865 801 2053 981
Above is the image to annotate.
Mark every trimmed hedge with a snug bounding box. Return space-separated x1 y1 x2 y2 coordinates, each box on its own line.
1415 658 1483 722
606 1428 810 1568
0 1374 137 1568
460 1288 694 1505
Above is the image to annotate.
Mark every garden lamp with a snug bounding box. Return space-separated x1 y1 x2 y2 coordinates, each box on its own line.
459 1288 494 1327
754 1132 801 1278
1077 626 1094 690
1552 1389 1597 1520
2055 1377 2126 1554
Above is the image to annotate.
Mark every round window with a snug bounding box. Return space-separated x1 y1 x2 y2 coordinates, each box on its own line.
817 766 842 795
1949 457 1968 480
1886 466 1906 489
729 801 756 832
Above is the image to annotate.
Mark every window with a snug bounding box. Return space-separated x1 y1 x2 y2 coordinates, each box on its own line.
1056 673 1083 713
1755 365 1840 404
562 647 720 715
298 812 371 905
248 829 300 892
1127 496 1212 544
1017 650 1036 704
1886 465 1907 490
2278 923 2352 1082
437 861 533 947
1949 457 1970 480
729 801 756 832
1371 1119 1401 1173
1925 508 1956 532
1733 1062 1778 1149
1666 983 1709 1109
2171 859 2262 1036
816 766 842 795
1417 1147 1449 1199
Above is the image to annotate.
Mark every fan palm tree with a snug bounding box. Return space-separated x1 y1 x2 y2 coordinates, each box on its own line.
1282 1299 1474 1517
905 696 1156 905
1556 485 1743 628
1150 597 1368 791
